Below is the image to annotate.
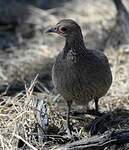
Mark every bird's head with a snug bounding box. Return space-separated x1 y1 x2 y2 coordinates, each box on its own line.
45 19 82 38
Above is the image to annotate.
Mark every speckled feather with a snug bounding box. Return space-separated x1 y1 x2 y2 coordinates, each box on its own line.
51 19 112 107
52 48 112 105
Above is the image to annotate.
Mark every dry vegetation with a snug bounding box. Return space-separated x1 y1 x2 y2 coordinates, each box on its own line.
0 0 129 149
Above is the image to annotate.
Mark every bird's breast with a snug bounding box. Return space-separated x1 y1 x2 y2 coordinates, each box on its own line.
52 54 94 102
52 50 112 102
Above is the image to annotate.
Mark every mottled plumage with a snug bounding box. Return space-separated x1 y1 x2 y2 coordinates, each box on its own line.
53 49 112 106
45 19 112 136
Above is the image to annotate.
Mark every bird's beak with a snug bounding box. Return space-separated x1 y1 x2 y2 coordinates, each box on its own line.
44 25 58 33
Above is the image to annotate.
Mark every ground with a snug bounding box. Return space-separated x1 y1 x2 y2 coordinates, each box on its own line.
0 0 129 149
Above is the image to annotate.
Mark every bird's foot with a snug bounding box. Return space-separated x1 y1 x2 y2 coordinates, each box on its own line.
63 123 74 139
66 127 78 141
66 127 73 138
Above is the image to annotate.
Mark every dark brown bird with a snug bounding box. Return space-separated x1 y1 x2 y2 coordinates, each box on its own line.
45 19 112 136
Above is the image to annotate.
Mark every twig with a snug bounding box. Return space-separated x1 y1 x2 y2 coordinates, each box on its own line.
54 128 129 150
14 134 38 150
36 97 48 144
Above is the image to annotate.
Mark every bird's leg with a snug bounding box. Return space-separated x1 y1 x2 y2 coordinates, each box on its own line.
66 101 72 137
95 98 99 112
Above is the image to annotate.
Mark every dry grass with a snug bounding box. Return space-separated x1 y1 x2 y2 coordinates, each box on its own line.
0 0 129 149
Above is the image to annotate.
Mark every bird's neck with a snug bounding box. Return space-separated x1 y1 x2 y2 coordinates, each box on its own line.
63 34 87 56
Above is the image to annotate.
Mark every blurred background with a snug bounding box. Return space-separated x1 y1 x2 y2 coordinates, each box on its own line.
0 0 129 149
0 0 129 94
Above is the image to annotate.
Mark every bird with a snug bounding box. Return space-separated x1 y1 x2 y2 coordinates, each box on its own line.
45 19 112 136
112 0 129 44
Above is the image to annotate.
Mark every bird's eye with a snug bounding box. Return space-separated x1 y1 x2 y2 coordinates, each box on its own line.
59 26 67 32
